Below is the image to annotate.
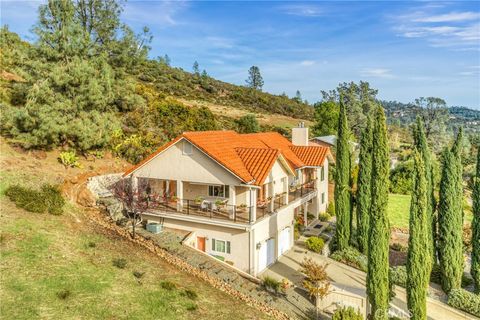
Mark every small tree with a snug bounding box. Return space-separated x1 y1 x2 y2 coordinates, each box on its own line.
300 258 330 317
111 178 158 238
192 61 200 75
295 90 302 102
245 65 264 90
472 148 480 293
236 114 260 133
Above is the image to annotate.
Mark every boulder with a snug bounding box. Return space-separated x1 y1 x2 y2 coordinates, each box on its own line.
77 187 96 207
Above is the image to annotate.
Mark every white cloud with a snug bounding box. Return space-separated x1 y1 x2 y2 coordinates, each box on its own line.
360 68 394 79
278 4 323 17
123 1 189 27
300 60 315 66
413 11 480 23
393 8 480 51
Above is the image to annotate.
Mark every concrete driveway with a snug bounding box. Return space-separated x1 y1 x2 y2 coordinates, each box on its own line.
261 238 476 320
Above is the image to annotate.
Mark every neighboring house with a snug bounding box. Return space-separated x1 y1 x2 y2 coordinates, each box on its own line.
123 125 332 276
309 135 336 148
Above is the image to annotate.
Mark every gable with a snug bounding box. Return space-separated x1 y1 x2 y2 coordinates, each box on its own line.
132 139 242 185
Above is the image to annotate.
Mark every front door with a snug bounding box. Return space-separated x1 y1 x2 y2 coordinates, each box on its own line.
197 237 206 252
278 227 291 255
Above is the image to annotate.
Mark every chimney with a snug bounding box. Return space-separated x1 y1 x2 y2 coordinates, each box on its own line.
292 122 309 146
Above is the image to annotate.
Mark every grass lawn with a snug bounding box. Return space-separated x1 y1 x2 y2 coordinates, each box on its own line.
387 193 473 230
0 196 269 320
387 193 411 229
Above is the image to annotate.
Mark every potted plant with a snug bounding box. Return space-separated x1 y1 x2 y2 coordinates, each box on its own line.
237 203 247 212
194 196 204 204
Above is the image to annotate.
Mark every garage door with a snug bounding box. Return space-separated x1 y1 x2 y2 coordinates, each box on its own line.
278 227 291 256
258 238 276 272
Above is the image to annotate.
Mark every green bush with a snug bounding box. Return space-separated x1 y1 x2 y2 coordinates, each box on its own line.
112 258 127 269
389 160 414 194
389 266 407 287
390 242 408 253
332 306 363 320
318 213 330 222
447 288 480 317
262 276 281 293
305 236 325 253
327 203 335 216
160 281 177 291
133 271 145 279
58 151 80 168
5 184 65 215
56 289 71 300
330 247 367 272
181 289 198 300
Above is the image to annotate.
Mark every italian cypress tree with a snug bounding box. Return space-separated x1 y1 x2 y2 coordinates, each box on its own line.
335 98 351 251
356 115 373 254
451 128 464 220
407 151 430 320
471 147 479 293
438 148 463 293
413 117 436 267
367 106 390 320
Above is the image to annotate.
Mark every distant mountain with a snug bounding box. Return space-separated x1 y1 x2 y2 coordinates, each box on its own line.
381 100 480 133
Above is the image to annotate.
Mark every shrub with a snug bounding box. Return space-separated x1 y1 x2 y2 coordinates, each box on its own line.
160 281 176 291
318 213 330 222
181 289 198 300
447 288 480 317
330 247 367 272
390 242 408 253
87 241 96 248
58 151 80 168
305 237 325 253
5 184 65 215
327 202 335 216
133 271 145 279
389 266 407 287
332 306 363 320
186 303 198 311
112 258 127 269
56 289 71 300
262 276 281 293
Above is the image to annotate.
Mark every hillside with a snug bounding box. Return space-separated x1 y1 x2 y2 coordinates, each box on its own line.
0 139 270 320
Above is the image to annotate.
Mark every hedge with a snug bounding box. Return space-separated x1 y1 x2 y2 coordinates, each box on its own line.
330 247 367 272
5 184 65 215
447 288 480 317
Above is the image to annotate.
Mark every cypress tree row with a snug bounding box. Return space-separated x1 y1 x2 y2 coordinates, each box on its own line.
438 146 463 293
407 151 430 320
451 128 464 220
335 98 351 251
367 106 390 320
413 117 436 267
356 115 373 254
471 148 479 293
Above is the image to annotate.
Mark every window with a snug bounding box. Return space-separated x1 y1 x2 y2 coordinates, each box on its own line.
321 192 325 204
320 166 325 181
208 185 229 198
183 142 192 155
211 238 231 254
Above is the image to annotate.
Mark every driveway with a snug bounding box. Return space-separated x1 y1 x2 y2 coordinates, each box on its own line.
261 238 476 320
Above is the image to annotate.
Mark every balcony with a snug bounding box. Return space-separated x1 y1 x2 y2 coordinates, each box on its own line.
148 197 254 224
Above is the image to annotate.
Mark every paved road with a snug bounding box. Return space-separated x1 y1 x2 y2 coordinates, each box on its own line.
262 240 477 320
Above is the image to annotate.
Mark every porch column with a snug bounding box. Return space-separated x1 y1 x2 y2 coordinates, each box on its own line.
229 185 236 219
249 187 257 223
176 180 183 212
269 182 275 212
303 202 308 226
283 177 289 205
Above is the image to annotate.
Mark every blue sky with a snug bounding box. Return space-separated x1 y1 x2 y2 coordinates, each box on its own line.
2 1 480 109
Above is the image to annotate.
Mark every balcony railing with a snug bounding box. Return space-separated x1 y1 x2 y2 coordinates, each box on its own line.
288 180 316 203
149 197 254 224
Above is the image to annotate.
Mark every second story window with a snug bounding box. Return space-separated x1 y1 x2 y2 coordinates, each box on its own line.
320 166 325 181
208 185 229 198
183 142 193 155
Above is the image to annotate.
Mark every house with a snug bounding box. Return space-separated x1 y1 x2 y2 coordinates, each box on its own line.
123 125 332 276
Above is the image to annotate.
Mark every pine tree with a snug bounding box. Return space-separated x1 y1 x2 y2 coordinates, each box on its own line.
334 98 351 251
193 61 200 75
472 147 480 293
245 66 264 90
413 117 436 267
367 106 390 320
438 147 463 293
356 115 373 254
407 151 430 320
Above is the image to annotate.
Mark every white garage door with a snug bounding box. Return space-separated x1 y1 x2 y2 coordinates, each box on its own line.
278 227 291 256
258 238 276 272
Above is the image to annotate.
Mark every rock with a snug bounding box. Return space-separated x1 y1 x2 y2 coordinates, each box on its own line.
103 151 113 160
77 187 96 207
70 176 79 184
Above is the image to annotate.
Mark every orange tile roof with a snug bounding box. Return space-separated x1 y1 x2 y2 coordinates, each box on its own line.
124 130 330 185
290 146 330 166
236 148 280 185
